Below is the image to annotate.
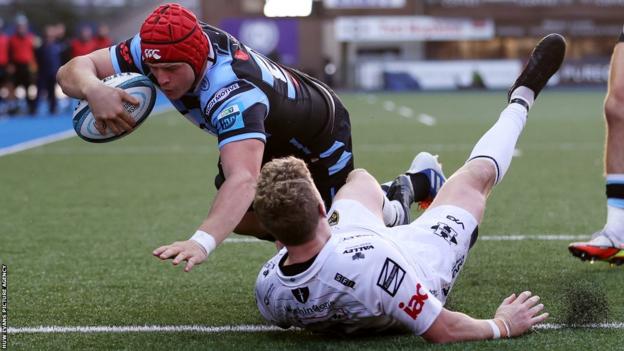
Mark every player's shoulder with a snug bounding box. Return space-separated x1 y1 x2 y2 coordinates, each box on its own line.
325 231 403 271
255 249 285 287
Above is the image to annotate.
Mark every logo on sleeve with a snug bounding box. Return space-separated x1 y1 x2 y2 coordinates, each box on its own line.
216 105 244 133
376 258 406 297
205 83 240 115
431 222 458 245
398 283 429 320
334 273 356 289
328 211 339 226
119 42 133 65
291 287 310 303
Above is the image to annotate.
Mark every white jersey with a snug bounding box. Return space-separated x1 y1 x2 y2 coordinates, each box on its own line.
255 199 478 335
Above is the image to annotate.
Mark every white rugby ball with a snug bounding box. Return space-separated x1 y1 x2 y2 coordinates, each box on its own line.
73 72 156 143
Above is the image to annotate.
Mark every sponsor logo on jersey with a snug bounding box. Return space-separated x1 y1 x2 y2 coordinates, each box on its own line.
285 301 334 316
451 255 465 279
376 258 406 297
217 104 244 133
334 273 356 289
342 244 374 255
291 287 310 304
328 211 339 226
341 233 374 241
430 222 458 245
446 215 465 230
205 83 240 115
352 252 365 260
398 283 429 320
143 49 161 60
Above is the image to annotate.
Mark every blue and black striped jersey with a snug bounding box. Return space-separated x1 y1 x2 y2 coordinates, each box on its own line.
109 23 338 159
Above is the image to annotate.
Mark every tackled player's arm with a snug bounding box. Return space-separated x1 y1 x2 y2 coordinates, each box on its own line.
422 291 548 343
374 248 547 343
57 47 137 134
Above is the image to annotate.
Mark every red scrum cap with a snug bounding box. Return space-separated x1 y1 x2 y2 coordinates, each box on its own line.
140 3 211 78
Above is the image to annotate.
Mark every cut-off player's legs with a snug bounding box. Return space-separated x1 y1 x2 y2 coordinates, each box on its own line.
335 33 566 298
569 27 624 265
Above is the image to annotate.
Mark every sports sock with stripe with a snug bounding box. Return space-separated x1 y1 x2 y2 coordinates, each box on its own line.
382 196 405 227
467 93 531 184
603 174 624 242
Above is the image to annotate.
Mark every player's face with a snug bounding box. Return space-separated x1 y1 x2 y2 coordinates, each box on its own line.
147 62 195 99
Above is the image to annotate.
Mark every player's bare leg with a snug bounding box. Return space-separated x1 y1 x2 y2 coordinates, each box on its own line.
569 30 624 265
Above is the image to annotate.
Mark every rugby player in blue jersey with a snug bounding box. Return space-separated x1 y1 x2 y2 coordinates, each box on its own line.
57 3 445 271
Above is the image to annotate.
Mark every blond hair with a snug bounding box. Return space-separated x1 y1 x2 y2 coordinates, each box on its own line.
254 157 321 245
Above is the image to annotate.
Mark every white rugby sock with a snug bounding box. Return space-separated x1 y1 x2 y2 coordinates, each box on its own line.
467 101 528 184
382 197 405 227
509 86 535 109
603 205 624 244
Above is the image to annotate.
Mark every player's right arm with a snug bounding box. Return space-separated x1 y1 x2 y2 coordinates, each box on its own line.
422 291 548 343
374 249 547 343
57 47 138 134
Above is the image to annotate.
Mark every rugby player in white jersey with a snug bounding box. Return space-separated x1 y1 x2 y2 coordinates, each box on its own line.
253 34 566 342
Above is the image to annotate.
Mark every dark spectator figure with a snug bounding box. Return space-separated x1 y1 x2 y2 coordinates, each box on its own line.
35 25 62 114
55 23 72 65
0 18 9 115
8 15 37 115
93 23 112 50
70 25 96 58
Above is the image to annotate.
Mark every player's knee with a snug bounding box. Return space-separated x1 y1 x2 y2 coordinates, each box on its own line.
604 91 624 125
346 168 374 183
463 160 497 190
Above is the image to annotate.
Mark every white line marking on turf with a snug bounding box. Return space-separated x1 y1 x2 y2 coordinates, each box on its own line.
7 325 286 334
8 322 624 334
417 113 437 126
0 130 77 157
223 235 590 244
0 107 174 158
536 322 624 330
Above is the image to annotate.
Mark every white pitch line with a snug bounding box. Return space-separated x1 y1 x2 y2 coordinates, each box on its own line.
0 130 77 157
7 322 624 334
0 107 174 158
7 324 286 334
417 113 437 126
223 235 589 244
535 322 624 330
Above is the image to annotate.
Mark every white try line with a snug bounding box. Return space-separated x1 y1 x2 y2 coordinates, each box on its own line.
0 107 174 158
0 130 77 157
223 234 590 244
7 322 624 334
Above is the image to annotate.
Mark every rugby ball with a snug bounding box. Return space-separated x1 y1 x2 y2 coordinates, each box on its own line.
73 72 156 143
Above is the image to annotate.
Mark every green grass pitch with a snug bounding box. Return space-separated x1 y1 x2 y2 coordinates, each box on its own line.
1 90 623 350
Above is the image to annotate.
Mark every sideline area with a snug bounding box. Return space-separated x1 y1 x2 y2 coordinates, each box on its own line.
0 93 172 157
